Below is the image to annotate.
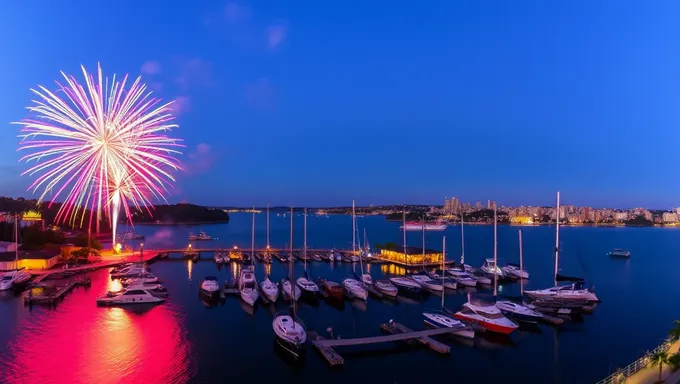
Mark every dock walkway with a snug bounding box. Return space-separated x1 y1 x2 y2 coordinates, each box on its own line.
596 338 680 384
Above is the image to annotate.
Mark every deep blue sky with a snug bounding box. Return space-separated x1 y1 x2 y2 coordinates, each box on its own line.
1 1 679 208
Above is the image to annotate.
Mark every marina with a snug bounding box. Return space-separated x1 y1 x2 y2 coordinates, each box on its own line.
0 214 679 384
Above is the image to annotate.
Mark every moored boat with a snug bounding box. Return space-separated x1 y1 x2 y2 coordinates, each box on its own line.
423 311 475 339
272 312 307 359
501 263 529 279
239 267 259 306
97 288 164 306
259 275 279 303
453 297 518 335
343 277 368 300
495 300 544 323
318 278 345 301
200 276 220 298
389 276 422 293
374 279 398 297
281 278 302 301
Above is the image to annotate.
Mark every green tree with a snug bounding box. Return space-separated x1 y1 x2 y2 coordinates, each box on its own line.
668 320 680 342
668 353 680 372
72 234 102 250
650 350 669 383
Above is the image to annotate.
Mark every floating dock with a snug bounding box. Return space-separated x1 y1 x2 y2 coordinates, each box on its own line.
24 277 91 306
311 322 455 366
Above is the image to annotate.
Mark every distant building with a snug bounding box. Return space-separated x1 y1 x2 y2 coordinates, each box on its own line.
378 245 444 267
510 216 534 225
0 250 60 271
614 212 629 221
662 212 678 223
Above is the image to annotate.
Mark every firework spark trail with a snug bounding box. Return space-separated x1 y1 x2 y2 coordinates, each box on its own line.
14 64 183 245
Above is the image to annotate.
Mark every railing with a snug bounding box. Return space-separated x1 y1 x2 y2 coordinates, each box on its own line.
595 338 672 384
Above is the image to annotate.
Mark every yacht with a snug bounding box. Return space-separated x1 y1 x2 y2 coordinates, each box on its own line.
495 300 543 323
525 282 599 302
272 312 307 359
453 298 518 335
343 277 368 300
311 253 322 262
296 272 320 297
444 268 477 287
423 311 475 339
608 249 631 258
124 283 168 297
97 288 164 306
400 221 447 231
501 263 529 279
0 270 32 291
259 275 279 303
200 276 220 298
480 258 504 278
281 278 302 301
389 276 422 292
318 278 345 301
121 276 159 286
427 271 458 290
111 265 149 278
409 273 444 292
189 231 212 241
214 252 224 264
239 267 259 306
374 279 399 297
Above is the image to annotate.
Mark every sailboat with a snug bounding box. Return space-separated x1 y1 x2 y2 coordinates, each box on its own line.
496 230 544 323
409 217 444 292
296 209 319 297
423 236 475 339
501 228 530 279
0 215 32 291
454 204 518 335
239 206 259 307
389 208 423 293
273 206 307 359
281 207 301 301
353 201 372 286
525 192 600 302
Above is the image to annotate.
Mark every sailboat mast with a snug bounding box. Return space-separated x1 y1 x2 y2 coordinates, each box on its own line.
14 214 18 269
460 213 465 265
364 228 368 252
289 206 295 315
251 205 255 266
352 200 356 255
555 191 560 287
519 229 524 296
422 215 425 269
266 202 270 249
403 208 407 262
441 236 446 308
303 208 307 269
493 203 498 297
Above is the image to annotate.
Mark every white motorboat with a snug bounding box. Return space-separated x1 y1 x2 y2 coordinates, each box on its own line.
121 276 159 286
296 273 319 296
259 275 279 303
502 263 529 279
427 271 457 290
110 266 149 278
272 312 307 359
214 252 224 264
495 300 543 323
453 298 518 335
445 268 477 287
124 283 168 297
361 273 373 286
480 258 504 278
423 312 475 339
281 278 301 301
525 283 599 302
374 279 398 297
311 254 322 262
239 267 259 306
189 231 212 241
469 270 492 285
200 276 220 298
0 270 32 291
389 276 422 292
97 288 164 306
343 277 368 300
409 273 444 292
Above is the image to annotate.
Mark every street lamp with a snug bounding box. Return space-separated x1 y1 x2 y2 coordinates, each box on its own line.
140 243 144 261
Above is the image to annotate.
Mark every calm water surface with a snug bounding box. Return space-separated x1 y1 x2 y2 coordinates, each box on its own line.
1 213 679 383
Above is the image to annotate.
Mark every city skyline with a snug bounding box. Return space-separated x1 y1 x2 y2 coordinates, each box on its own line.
2 2 680 207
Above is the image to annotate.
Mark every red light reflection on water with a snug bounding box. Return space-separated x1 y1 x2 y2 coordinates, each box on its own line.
1 271 191 384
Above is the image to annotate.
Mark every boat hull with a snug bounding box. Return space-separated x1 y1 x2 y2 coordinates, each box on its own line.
453 313 516 335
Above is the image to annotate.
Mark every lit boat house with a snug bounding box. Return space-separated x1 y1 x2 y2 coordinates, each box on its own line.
0 250 60 271
378 245 447 267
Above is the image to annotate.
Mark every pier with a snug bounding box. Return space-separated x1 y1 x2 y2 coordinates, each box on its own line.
311 322 457 366
24 276 91 306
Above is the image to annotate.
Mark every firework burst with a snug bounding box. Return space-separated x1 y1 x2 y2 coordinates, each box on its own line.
14 63 183 245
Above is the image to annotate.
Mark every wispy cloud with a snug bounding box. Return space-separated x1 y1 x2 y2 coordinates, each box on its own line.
185 143 217 174
225 3 250 23
267 25 287 49
173 57 215 90
140 60 161 75
169 96 190 116
245 78 276 110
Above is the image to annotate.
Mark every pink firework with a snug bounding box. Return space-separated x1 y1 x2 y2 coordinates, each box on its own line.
14 63 183 245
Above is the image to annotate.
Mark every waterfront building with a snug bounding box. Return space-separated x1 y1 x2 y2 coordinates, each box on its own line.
0 250 60 271
662 212 678 223
510 215 534 225
378 245 444 267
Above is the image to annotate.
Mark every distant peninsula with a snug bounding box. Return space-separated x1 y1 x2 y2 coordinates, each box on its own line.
132 203 230 225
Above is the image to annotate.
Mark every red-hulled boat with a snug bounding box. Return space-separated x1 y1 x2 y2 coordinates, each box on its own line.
454 297 518 335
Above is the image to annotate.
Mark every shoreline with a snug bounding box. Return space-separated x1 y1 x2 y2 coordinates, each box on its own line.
134 220 230 226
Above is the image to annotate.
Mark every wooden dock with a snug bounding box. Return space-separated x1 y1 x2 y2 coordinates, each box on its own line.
309 332 344 366
24 277 91 306
311 322 455 366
